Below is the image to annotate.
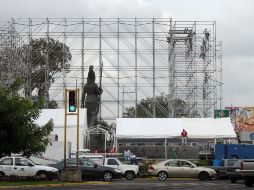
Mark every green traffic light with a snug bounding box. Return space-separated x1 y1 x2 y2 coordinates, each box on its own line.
69 105 76 112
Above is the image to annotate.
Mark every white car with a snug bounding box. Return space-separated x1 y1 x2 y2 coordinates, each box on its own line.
148 159 217 181
103 157 139 180
79 155 139 180
0 156 59 180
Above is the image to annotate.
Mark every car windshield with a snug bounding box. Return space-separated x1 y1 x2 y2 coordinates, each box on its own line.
113 158 122 165
84 159 101 166
26 158 37 165
233 160 241 167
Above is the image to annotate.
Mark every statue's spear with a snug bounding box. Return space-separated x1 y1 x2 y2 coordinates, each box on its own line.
99 60 103 89
98 60 103 124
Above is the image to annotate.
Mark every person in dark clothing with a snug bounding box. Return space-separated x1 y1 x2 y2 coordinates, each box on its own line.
130 153 138 165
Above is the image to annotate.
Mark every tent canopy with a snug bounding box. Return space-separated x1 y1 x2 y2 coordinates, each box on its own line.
116 118 236 139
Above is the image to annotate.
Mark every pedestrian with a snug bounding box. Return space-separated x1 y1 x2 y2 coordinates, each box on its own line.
171 149 177 159
105 148 109 156
130 153 138 165
124 148 130 161
93 147 98 154
181 129 188 146
111 147 117 154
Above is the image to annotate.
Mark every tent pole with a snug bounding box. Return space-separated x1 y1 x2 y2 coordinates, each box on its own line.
165 138 167 159
116 138 118 152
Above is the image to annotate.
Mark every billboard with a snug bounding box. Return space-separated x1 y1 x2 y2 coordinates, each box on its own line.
225 107 254 131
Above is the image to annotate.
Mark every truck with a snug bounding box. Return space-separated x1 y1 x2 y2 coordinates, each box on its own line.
239 160 254 187
209 144 254 178
79 154 139 180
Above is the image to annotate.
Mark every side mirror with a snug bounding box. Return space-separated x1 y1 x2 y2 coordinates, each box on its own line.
29 163 34 167
94 164 98 168
191 165 195 168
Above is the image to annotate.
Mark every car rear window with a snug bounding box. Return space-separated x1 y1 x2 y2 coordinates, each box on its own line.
0 158 13 165
107 159 118 165
165 160 178 167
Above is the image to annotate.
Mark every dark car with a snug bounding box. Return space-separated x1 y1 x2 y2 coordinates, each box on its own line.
49 158 122 181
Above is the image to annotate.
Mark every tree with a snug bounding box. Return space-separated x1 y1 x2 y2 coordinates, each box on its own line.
0 77 53 157
47 100 59 109
123 93 190 118
22 37 72 99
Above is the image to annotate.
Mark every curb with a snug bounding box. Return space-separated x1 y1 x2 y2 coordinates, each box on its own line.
0 181 110 189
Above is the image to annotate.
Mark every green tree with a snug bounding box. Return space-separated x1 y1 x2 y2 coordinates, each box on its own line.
123 93 190 118
22 37 72 99
0 77 53 157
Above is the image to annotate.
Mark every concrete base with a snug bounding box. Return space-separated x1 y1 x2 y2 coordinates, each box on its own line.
61 167 82 182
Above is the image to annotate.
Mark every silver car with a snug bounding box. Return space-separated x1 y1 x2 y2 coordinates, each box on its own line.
148 159 217 181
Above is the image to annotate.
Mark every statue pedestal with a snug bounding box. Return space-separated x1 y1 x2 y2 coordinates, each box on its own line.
61 167 82 182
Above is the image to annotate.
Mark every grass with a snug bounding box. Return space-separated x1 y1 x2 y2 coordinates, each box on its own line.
0 181 64 187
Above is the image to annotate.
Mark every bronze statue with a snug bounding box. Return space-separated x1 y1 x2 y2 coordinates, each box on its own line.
81 65 103 128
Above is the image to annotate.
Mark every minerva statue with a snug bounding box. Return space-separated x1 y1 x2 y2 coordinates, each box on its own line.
81 65 103 128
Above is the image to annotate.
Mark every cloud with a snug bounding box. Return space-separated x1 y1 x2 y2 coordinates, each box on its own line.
1 0 254 107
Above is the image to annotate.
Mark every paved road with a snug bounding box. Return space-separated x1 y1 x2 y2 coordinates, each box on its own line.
11 179 251 190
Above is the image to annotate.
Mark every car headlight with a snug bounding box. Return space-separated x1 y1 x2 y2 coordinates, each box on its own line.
114 169 122 173
51 168 58 172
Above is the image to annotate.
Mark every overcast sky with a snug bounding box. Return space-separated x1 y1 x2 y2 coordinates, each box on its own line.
1 0 254 107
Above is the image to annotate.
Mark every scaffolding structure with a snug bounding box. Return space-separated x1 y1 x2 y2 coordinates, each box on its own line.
168 20 222 117
0 18 222 120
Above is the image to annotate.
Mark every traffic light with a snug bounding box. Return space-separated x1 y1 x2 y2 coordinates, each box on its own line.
68 91 76 112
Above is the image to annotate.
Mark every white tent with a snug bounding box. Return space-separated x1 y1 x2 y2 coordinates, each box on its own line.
35 109 87 151
116 117 236 139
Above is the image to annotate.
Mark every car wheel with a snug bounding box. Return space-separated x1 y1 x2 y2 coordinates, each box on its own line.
198 172 209 181
244 177 254 187
103 172 113 182
158 171 168 181
0 172 5 180
36 171 48 180
125 171 135 180
230 177 237 183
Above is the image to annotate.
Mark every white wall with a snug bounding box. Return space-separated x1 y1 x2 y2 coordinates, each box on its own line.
36 109 87 152
42 141 71 161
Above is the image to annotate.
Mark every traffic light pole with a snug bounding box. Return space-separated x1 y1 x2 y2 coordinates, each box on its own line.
64 89 67 168
64 88 80 169
76 89 80 167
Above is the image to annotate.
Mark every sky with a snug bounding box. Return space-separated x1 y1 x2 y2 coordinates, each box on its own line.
1 0 254 107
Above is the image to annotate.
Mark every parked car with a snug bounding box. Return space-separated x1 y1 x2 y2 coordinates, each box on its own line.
49 158 123 181
0 156 59 180
148 159 217 181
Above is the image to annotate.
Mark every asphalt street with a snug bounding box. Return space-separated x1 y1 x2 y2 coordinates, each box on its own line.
7 179 252 190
